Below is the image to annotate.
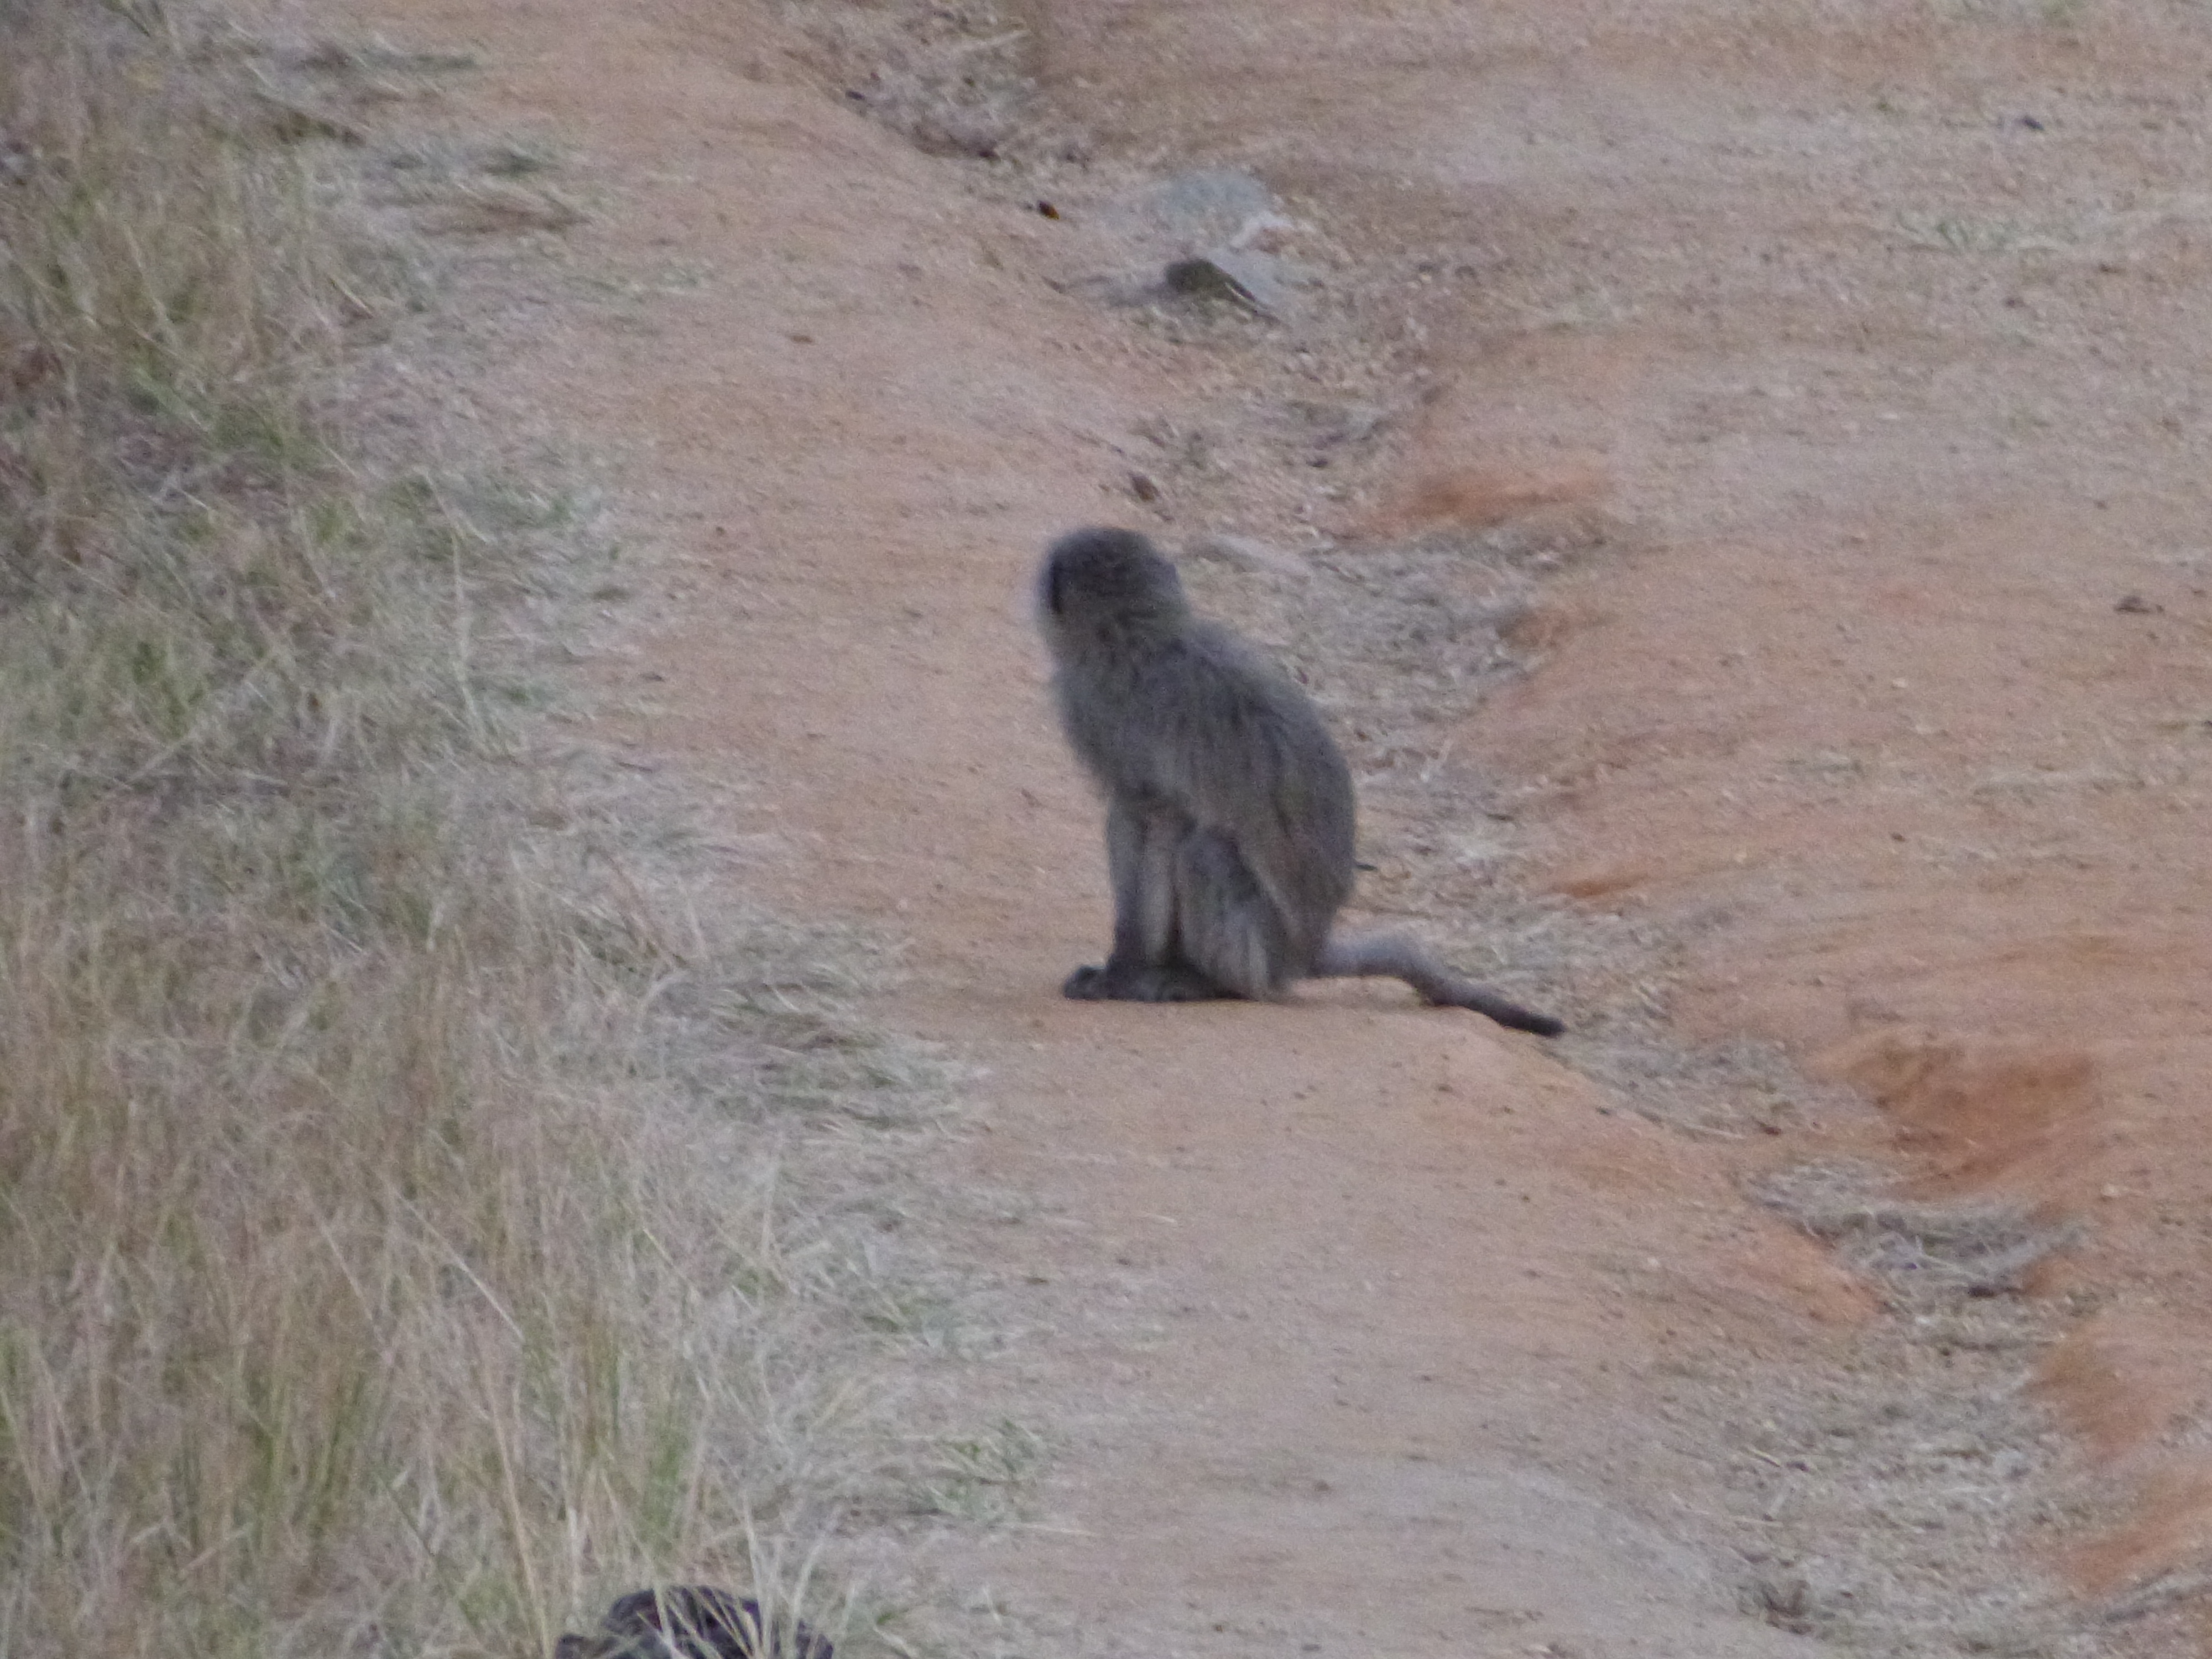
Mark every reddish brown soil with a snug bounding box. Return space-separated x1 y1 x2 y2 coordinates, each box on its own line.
299 0 2212 1651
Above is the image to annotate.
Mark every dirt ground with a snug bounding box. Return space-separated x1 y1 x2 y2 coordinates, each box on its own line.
281 0 2212 1653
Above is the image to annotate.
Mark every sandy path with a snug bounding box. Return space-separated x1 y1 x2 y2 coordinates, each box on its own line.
1028 0 2212 1634
297 0 2212 1652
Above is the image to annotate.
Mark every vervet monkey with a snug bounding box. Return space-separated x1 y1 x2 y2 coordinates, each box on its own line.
1037 527 1563 1036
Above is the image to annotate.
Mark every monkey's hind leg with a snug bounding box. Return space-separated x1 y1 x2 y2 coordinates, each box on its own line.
1171 826 1296 1001
1063 801 1235 1003
1319 933 1564 1036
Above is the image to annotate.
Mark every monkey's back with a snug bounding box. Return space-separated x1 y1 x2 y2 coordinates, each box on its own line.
1053 618 1358 942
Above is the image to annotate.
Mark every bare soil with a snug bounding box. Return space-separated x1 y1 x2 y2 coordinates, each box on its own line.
282 0 2212 1653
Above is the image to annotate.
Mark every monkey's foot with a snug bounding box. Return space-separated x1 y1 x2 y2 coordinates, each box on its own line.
1062 962 1230 1002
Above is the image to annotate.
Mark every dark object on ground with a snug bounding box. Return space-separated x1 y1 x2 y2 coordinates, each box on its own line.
552 1587 834 1659
1164 254 1265 311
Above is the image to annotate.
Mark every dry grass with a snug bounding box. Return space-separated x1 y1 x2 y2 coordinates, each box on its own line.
1753 1161 2081 1303
0 8 940 1655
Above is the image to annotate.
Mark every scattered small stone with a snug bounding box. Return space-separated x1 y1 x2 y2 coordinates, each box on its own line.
1128 471 1161 504
1034 199 1060 219
552 1587 833 1659
2115 593 2160 614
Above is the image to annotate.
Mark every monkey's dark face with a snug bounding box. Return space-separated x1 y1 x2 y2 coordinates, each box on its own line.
1038 527 1188 643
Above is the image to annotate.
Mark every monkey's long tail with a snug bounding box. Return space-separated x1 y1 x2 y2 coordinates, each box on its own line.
1319 933 1565 1037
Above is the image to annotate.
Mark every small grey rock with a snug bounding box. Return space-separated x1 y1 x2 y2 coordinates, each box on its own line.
1164 255 1258 306
1162 252 1290 316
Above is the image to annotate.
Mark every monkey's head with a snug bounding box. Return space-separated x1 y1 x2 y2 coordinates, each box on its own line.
1037 527 1191 659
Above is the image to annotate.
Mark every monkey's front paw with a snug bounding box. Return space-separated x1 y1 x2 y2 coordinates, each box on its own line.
1063 962 1229 1001
1062 964 1112 999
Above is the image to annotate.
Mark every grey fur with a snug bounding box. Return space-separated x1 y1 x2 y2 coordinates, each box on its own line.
1036 527 1563 1036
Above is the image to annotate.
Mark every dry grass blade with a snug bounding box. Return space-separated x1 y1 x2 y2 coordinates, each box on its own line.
1752 1161 2081 1300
